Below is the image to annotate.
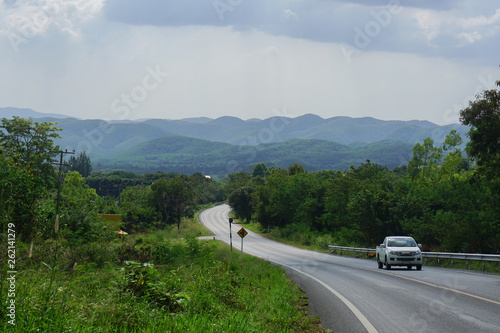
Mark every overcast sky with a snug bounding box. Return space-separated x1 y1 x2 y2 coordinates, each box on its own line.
1 0 499 125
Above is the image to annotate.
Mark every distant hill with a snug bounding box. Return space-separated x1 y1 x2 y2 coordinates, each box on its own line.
0 107 71 119
141 114 468 148
93 135 414 176
2 108 468 151
1 107 470 175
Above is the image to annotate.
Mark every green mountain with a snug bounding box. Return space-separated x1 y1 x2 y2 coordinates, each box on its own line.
17 113 468 159
94 136 413 176
2 108 468 175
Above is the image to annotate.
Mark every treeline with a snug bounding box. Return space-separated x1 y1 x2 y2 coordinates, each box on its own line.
228 154 499 253
92 135 415 176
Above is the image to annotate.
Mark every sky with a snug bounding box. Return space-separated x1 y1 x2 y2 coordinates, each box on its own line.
0 0 499 125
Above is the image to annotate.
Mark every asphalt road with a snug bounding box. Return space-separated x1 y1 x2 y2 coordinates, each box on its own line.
198 204 500 333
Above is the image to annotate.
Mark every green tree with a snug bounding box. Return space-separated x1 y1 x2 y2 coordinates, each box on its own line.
288 163 305 175
65 151 92 177
226 171 255 222
86 170 149 197
0 117 61 187
228 185 254 222
252 163 268 177
0 117 61 240
440 130 467 178
407 138 442 178
150 175 195 229
320 171 352 235
57 171 110 243
120 185 156 231
460 79 500 179
0 154 36 233
189 173 225 205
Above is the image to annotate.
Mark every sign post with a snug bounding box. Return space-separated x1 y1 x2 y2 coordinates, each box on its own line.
237 227 248 259
229 218 233 251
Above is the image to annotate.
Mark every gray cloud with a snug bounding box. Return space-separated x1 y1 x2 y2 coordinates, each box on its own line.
335 0 460 11
101 0 500 65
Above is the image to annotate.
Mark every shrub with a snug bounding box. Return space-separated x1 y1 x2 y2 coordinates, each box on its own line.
120 261 189 312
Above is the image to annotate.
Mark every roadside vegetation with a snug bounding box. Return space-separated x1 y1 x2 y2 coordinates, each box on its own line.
1 218 326 332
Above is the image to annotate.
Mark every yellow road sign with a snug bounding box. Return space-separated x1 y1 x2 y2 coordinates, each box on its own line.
237 227 248 239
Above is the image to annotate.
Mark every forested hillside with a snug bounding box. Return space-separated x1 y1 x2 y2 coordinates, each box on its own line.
1 107 468 155
93 136 414 176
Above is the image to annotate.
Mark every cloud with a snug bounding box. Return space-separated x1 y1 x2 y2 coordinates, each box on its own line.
100 0 500 66
335 0 458 11
0 0 104 50
413 5 500 49
283 9 298 20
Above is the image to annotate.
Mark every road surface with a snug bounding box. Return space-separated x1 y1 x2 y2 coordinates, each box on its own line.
198 204 500 332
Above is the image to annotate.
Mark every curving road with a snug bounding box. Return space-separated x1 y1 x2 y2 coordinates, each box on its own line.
198 204 500 333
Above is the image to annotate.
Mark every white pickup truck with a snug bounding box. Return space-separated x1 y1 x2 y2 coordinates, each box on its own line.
376 236 423 270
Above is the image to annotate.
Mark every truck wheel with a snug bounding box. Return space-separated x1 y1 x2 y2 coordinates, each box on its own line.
385 256 391 270
407 265 412 270
416 265 422 270
377 258 383 269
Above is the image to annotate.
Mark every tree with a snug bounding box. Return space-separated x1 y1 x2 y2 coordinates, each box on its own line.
0 117 61 187
189 173 225 205
407 138 442 179
252 163 268 177
460 79 500 179
228 185 254 222
150 175 195 229
120 185 156 231
440 130 467 177
288 163 305 175
0 117 61 241
65 151 92 177
56 171 108 243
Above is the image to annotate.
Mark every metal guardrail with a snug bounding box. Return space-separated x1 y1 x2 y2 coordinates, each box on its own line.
328 245 500 270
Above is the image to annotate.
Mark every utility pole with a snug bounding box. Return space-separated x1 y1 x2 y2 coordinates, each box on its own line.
51 149 75 218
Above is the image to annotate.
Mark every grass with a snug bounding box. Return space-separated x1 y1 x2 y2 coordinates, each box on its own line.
0 215 328 332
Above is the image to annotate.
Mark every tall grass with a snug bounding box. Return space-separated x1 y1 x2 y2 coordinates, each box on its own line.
1 217 327 332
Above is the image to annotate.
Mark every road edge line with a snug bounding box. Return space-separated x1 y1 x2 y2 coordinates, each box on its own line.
276 261 379 333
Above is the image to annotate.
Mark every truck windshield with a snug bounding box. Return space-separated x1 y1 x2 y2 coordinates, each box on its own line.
387 239 416 247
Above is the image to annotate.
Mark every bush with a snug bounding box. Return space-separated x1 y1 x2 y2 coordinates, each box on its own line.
120 261 189 312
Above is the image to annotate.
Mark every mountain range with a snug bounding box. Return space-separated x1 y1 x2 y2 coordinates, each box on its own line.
1 107 469 176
